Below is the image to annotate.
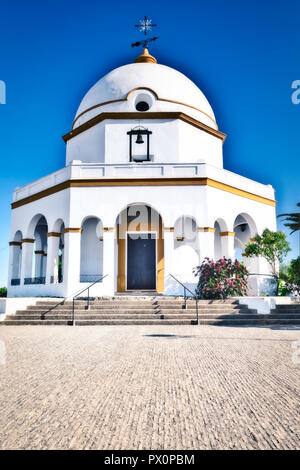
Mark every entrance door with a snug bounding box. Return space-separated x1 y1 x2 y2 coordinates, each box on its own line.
127 234 156 290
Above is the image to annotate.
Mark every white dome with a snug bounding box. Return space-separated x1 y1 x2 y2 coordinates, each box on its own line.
73 62 217 130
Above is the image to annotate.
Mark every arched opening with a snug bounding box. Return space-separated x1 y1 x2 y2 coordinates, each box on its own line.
80 217 103 283
234 213 256 257
213 218 228 261
24 215 48 285
11 231 23 285
234 213 258 272
116 204 164 292
214 221 222 260
49 219 65 284
173 216 199 281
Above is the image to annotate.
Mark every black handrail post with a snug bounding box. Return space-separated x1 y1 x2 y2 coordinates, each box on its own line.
71 274 107 325
169 273 200 326
72 298 75 326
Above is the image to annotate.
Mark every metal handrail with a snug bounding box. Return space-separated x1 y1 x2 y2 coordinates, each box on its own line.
41 275 107 321
72 274 107 326
169 274 199 325
41 298 66 319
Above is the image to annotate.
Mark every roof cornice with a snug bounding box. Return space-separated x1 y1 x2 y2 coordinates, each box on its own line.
11 177 275 210
62 112 227 143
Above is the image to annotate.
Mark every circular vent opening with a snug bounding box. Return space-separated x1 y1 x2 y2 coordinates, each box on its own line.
136 101 150 112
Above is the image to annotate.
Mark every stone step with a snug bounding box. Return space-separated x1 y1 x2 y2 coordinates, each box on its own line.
35 299 240 306
6 310 300 320
16 307 256 315
272 307 300 312
7 314 197 320
3 318 300 326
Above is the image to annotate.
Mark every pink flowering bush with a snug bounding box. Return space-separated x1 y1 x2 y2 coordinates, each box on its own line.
193 257 249 300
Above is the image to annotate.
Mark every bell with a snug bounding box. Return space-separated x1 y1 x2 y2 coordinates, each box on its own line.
136 132 144 144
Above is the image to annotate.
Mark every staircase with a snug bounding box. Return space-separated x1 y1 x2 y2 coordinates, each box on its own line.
2 296 300 326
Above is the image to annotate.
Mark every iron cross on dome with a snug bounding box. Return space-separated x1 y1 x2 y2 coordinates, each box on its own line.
131 16 159 49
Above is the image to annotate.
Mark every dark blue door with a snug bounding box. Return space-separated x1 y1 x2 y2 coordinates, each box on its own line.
127 234 156 290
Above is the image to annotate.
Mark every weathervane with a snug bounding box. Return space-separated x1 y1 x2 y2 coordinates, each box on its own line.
131 16 158 49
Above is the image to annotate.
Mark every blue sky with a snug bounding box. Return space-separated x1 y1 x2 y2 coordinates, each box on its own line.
0 0 299 285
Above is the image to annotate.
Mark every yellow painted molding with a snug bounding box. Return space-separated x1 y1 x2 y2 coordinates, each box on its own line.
47 232 61 238
9 241 22 246
198 227 216 233
220 231 235 237
103 227 115 233
11 177 276 210
64 228 83 233
164 227 174 232
65 112 224 143
21 238 35 243
206 178 276 207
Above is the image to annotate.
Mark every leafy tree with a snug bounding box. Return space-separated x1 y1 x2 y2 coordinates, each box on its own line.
278 202 300 235
288 257 300 285
193 257 249 300
279 264 289 282
244 229 291 280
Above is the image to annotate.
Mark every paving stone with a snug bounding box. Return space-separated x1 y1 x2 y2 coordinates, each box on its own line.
0 325 299 450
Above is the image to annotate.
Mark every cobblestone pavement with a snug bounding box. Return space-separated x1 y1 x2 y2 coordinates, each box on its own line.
0 325 299 450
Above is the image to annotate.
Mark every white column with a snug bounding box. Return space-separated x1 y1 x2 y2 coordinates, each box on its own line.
34 251 44 278
46 234 60 284
63 229 82 296
198 228 215 261
220 232 235 260
163 230 175 294
61 245 64 283
102 230 115 295
20 239 34 285
42 253 47 278
7 243 15 286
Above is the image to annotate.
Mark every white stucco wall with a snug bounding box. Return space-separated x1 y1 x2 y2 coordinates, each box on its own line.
8 176 276 298
66 119 223 167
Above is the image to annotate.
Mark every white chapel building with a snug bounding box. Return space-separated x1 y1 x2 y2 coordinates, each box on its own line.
8 48 277 298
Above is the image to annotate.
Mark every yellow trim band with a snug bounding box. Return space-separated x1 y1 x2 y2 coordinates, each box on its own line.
220 231 235 237
64 228 83 233
11 177 276 209
47 232 61 238
197 227 216 233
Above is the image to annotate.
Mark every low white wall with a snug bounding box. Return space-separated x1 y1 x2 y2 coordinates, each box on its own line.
0 297 61 322
238 296 293 314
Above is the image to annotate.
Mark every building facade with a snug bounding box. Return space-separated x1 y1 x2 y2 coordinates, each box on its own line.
8 49 277 298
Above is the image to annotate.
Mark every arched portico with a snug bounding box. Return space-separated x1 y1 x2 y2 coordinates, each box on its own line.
21 215 48 285
234 212 259 273
80 217 103 282
9 231 23 286
116 203 164 292
172 216 199 281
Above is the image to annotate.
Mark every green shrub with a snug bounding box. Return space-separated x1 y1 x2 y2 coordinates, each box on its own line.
0 287 7 298
193 257 249 300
